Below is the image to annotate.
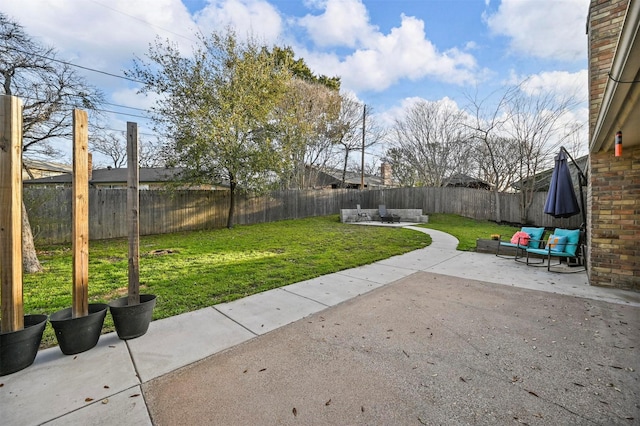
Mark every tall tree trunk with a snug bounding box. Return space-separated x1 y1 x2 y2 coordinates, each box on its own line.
493 189 502 223
22 202 43 273
226 178 236 229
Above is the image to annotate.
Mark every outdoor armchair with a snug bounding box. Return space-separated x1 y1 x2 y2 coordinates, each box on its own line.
496 227 545 262
378 205 400 223
525 228 585 272
356 204 370 222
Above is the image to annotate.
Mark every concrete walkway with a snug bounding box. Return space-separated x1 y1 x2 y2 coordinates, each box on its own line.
1 224 638 425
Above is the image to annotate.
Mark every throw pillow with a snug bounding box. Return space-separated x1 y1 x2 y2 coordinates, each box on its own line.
510 231 530 246
546 234 567 252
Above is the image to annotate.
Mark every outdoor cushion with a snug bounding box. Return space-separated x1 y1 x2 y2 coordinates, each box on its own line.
553 228 580 256
546 234 567 252
510 231 530 246
521 227 545 248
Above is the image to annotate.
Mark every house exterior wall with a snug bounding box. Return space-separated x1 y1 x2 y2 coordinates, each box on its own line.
587 0 639 290
589 147 640 290
588 0 629 140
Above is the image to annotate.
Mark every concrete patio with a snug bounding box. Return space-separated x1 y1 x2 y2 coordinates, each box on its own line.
1 226 638 425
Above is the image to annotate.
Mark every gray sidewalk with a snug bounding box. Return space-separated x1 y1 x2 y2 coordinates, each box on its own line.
1 226 638 425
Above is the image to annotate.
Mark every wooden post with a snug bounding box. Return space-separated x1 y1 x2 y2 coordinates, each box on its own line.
72 109 89 318
0 95 24 332
127 122 140 305
361 104 365 190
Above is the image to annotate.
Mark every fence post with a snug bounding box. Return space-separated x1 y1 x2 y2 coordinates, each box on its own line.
0 95 24 332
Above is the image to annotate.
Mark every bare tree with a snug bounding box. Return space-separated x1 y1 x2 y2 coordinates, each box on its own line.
464 87 519 222
390 99 472 187
1 13 104 272
333 95 385 187
91 132 127 168
505 86 580 223
91 131 167 169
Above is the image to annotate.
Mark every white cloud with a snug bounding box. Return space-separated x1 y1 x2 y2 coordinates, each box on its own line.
194 0 283 43
297 0 376 47
301 14 480 92
2 0 197 82
521 70 587 101
485 0 589 61
508 69 588 104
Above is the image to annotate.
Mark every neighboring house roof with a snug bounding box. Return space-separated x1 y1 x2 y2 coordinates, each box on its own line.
23 167 228 189
444 173 491 190
23 159 72 179
511 155 588 192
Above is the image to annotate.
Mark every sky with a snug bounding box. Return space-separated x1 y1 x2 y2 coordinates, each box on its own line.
1 0 590 167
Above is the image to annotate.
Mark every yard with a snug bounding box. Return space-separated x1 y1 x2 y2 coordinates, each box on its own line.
23 214 519 348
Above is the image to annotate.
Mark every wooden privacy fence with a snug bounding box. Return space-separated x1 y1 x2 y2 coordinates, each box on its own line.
24 186 583 244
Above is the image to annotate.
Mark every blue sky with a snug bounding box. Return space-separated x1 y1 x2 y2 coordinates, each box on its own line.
2 0 590 165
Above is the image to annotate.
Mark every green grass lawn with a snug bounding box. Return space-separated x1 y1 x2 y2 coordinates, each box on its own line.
24 215 430 348
20 213 520 349
418 213 522 251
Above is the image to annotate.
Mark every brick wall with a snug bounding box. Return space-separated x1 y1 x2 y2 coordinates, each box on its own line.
587 0 639 290
588 147 640 290
588 0 629 139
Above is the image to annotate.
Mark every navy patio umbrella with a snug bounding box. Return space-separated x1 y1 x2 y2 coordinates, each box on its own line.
544 148 581 219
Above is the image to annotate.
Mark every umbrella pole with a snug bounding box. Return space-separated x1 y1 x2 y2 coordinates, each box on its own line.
560 146 589 274
560 147 587 229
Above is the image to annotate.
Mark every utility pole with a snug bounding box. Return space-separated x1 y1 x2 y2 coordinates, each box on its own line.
361 104 366 190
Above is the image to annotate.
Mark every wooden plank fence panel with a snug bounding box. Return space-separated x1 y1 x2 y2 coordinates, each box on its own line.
24 186 582 244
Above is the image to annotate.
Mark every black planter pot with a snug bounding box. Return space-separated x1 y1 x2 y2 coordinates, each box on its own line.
49 304 108 355
109 294 156 340
0 315 48 376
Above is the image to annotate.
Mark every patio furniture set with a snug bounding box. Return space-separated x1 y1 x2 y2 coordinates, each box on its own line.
496 226 586 273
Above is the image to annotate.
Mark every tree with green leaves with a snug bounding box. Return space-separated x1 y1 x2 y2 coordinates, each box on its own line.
127 30 292 228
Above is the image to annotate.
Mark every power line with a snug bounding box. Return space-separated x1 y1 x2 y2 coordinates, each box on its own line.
7 46 145 84
89 0 199 44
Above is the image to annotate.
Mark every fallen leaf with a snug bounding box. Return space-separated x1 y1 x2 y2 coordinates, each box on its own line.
292 407 297 417
101 399 109 404
325 399 331 406
85 397 93 402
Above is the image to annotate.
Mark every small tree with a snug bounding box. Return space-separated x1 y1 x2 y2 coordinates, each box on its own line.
127 30 291 228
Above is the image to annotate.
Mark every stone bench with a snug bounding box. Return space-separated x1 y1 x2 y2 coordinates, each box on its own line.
340 208 428 223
